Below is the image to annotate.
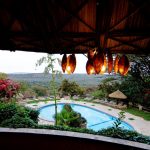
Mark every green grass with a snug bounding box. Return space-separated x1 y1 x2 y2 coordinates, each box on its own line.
124 107 150 121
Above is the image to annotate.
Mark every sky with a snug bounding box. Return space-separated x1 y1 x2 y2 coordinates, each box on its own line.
0 50 87 74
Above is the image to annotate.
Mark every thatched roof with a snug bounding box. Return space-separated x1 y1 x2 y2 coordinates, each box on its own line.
0 0 149 54
109 90 127 99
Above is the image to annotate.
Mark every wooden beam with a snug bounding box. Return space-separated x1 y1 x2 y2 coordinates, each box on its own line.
10 32 97 38
107 36 150 49
108 1 148 32
110 37 148 53
55 0 89 32
108 30 150 37
57 1 95 32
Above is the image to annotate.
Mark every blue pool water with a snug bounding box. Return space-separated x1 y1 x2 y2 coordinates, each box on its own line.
39 103 134 131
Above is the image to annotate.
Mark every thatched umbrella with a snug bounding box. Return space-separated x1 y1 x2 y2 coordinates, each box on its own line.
109 90 127 105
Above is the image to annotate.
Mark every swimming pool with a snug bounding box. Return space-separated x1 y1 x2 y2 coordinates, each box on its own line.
39 103 134 131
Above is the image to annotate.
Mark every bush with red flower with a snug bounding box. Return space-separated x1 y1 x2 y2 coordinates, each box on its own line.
0 79 20 101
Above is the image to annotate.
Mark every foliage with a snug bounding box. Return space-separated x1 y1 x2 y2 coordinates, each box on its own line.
56 104 87 128
0 102 39 125
0 79 20 101
32 85 49 97
0 72 8 80
98 127 150 144
129 55 150 83
59 79 85 96
22 88 36 99
0 102 18 123
0 115 37 128
36 54 62 125
0 102 149 145
37 125 150 145
124 107 150 121
119 76 149 107
92 90 106 99
113 111 125 128
18 81 30 93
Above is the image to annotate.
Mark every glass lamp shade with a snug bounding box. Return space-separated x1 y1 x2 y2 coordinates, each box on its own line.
118 55 129 76
107 52 113 74
93 52 104 74
86 59 95 75
100 54 106 74
61 54 67 73
66 54 76 74
114 55 119 74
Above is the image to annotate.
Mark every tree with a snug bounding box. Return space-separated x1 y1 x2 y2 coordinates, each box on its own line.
36 54 62 125
59 79 84 97
129 55 150 83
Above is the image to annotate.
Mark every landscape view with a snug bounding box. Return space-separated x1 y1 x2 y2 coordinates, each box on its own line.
0 53 150 148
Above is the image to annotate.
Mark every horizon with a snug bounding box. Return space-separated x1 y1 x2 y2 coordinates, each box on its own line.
0 50 87 74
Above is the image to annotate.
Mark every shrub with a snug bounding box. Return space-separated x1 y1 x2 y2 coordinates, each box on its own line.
0 79 20 101
0 102 39 125
0 103 18 123
59 79 85 96
24 107 39 123
32 85 49 97
92 90 106 99
0 115 37 128
98 127 150 144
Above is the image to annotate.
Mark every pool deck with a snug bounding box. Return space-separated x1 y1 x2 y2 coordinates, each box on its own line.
25 99 150 136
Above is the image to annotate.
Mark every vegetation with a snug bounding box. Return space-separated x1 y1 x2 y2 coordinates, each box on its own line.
0 72 8 79
37 125 150 145
59 79 85 97
0 79 20 101
56 104 86 128
32 85 49 97
36 54 62 125
0 102 149 145
124 107 150 121
113 111 125 128
0 102 39 127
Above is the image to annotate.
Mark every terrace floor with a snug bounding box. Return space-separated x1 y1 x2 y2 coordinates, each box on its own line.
24 99 150 136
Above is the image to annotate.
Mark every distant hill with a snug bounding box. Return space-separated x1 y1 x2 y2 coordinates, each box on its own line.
8 73 120 87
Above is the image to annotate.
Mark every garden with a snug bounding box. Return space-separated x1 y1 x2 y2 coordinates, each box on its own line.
0 55 150 145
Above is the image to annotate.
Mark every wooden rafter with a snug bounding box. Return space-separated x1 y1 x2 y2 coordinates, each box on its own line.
110 37 148 53
54 0 89 32
108 1 148 32
57 1 95 32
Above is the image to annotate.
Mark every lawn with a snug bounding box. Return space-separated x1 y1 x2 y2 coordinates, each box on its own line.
124 107 150 121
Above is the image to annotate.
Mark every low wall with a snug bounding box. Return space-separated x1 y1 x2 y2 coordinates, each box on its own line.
0 128 149 150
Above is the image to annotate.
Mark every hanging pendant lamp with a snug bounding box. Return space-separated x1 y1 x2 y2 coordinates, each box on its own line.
66 54 76 74
118 55 129 76
100 54 107 74
93 52 104 74
114 55 119 74
86 59 95 75
107 52 113 74
61 54 67 73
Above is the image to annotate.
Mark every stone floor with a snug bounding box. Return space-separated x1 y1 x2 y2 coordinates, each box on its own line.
25 99 150 136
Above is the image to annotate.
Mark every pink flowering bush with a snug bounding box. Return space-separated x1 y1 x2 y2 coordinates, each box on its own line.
0 79 20 101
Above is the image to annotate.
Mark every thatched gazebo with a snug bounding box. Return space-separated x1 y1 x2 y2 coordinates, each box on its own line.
109 90 127 105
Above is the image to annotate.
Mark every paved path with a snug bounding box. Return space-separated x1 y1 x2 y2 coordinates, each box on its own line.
25 99 150 136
